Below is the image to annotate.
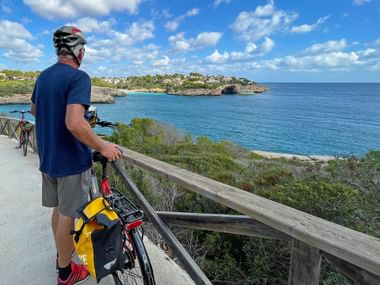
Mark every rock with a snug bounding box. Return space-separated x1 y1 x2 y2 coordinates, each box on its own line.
0 86 127 105
127 87 167 93
0 94 31 105
236 84 268 94
167 88 221 96
91 86 127 103
167 83 268 96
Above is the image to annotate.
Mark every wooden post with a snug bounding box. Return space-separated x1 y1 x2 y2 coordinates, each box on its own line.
288 239 321 285
0 118 5 135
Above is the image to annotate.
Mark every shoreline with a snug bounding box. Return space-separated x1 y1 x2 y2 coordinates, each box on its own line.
252 150 337 162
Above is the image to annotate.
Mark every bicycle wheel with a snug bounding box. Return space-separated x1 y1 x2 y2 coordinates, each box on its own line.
22 132 28 156
113 229 155 285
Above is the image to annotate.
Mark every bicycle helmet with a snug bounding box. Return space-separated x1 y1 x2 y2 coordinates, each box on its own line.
53 26 87 65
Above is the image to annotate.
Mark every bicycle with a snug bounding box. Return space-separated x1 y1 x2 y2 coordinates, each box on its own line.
10 110 33 156
89 117 156 285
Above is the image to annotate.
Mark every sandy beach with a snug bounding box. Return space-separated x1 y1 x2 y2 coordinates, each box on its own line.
252 150 337 162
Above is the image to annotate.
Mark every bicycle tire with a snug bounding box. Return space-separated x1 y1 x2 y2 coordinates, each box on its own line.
22 132 28 156
113 229 156 285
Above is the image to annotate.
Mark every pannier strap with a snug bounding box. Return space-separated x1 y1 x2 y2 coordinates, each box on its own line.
71 223 85 243
77 196 112 223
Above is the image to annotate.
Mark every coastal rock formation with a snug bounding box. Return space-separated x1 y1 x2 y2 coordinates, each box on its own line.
127 87 167 93
167 83 268 96
168 88 221 96
90 86 127 103
234 84 268 94
0 86 127 105
0 93 32 104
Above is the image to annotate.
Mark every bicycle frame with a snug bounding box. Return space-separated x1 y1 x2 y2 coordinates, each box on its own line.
94 154 144 231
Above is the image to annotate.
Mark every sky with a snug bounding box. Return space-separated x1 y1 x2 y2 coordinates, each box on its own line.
0 0 380 82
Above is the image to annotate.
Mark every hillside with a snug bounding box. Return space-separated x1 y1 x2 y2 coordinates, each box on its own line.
0 70 267 104
98 72 269 95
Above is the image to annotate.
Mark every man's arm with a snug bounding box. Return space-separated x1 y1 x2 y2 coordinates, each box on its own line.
65 104 122 161
30 103 36 116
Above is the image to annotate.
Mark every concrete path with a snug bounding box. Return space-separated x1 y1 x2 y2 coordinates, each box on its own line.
0 135 195 285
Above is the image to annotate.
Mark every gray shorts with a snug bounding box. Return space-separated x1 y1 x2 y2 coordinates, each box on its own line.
42 169 91 217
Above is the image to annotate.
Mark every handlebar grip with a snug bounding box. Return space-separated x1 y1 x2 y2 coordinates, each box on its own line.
97 121 117 127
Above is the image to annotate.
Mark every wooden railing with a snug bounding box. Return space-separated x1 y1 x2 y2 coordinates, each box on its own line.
1 116 379 285
116 147 380 285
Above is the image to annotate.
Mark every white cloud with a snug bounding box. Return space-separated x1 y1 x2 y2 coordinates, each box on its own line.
68 17 116 33
23 0 143 19
261 37 275 53
152 56 170 66
3 48 43 63
127 21 155 42
164 8 199 31
255 51 362 71
213 0 231 8
164 21 179 32
290 16 330 33
206 49 230 63
108 20 155 46
304 39 347 54
84 41 161 68
231 1 298 42
169 32 222 51
353 0 371 5
193 32 222 48
205 37 274 63
0 20 42 63
358 48 377 57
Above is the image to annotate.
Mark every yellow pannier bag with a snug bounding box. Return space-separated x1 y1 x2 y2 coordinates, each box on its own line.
72 196 126 282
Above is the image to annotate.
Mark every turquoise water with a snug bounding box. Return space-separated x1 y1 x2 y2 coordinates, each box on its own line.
1 83 379 156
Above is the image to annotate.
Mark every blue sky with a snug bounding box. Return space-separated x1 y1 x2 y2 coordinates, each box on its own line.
1 0 380 82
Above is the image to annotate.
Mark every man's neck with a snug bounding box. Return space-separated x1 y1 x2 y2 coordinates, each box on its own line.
57 57 79 69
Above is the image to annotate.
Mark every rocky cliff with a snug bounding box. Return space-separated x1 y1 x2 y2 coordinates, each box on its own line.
90 86 127 103
167 83 268 96
0 86 127 105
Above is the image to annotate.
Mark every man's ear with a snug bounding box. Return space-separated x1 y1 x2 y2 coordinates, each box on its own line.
78 48 85 61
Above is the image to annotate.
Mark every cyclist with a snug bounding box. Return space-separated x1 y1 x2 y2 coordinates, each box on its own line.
30 26 123 285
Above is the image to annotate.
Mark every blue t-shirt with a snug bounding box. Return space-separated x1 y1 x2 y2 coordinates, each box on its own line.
31 63 92 177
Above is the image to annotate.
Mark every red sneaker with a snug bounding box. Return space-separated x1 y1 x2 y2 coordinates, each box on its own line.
57 262 90 285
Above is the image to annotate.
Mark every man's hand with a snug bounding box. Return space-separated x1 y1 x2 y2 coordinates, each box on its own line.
99 142 123 161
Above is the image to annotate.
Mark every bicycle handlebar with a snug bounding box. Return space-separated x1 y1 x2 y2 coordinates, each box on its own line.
96 120 118 127
10 110 31 114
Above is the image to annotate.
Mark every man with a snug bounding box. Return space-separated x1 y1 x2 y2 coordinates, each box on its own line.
30 26 122 285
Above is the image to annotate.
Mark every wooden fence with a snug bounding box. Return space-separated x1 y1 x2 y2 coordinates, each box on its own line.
1 116 379 285
116 146 380 285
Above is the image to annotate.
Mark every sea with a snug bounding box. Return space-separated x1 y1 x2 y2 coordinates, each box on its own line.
1 83 379 156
